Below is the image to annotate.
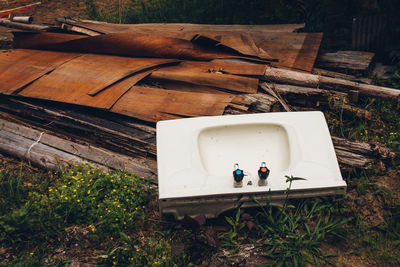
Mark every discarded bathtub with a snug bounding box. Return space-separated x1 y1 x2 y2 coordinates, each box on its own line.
157 111 346 219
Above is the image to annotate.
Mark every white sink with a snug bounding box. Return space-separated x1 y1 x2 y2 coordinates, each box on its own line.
157 111 346 219
198 123 290 177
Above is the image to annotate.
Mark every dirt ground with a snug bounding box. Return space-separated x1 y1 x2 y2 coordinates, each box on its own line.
0 0 88 46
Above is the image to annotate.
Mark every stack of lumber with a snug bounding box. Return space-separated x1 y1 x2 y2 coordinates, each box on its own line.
0 18 397 179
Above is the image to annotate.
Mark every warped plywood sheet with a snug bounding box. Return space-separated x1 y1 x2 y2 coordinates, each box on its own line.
150 67 259 94
58 18 305 34
13 31 273 62
111 86 235 122
19 53 179 108
0 49 263 122
177 60 268 76
256 32 323 72
0 49 81 95
57 18 322 72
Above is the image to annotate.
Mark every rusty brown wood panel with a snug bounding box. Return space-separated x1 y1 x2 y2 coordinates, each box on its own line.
141 77 235 94
56 19 322 72
0 49 81 95
255 32 323 72
58 18 305 35
186 31 273 59
181 60 267 76
111 86 235 122
13 32 259 61
13 32 86 49
291 33 323 72
19 53 179 108
150 66 259 94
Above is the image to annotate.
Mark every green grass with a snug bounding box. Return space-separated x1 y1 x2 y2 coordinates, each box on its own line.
0 164 212 266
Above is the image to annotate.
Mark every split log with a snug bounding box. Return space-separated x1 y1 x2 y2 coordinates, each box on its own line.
0 129 91 170
332 136 394 160
332 136 394 172
242 93 278 113
316 50 374 75
0 119 156 179
224 93 280 114
262 67 400 101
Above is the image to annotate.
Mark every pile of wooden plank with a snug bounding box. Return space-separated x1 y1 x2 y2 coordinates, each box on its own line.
0 18 397 179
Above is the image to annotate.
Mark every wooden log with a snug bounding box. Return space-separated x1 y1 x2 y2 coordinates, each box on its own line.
313 67 373 85
272 83 347 100
333 149 374 169
0 129 90 170
316 50 375 75
242 93 278 113
268 82 346 108
331 136 394 161
262 67 400 101
0 118 156 179
332 136 394 172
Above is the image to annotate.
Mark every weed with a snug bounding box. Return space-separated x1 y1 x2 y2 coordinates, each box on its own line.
99 229 200 266
254 176 347 266
0 164 153 265
220 208 246 251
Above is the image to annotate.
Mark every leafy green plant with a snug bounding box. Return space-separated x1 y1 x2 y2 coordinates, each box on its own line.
0 164 153 263
220 208 246 250
255 176 347 266
99 230 196 266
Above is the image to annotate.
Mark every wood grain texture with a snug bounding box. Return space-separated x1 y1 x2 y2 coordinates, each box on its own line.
56 18 321 71
20 53 179 108
0 97 157 159
316 50 375 74
0 118 156 178
168 60 267 76
263 66 400 100
150 67 259 94
256 32 323 72
0 49 81 95
13 31 266 61
57 18 305 35
0 129 89 170
111 86 235 122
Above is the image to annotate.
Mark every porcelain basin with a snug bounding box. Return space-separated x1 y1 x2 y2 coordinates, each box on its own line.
157 111 347 219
